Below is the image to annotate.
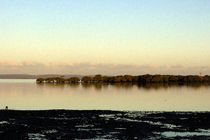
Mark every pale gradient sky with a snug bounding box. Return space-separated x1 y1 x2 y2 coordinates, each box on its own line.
0 0 210 75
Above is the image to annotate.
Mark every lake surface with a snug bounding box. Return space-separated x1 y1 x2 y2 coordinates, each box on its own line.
0 79 210 111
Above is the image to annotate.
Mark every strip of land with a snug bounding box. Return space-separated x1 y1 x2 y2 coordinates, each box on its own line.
0 74 82 79
36 74 210 84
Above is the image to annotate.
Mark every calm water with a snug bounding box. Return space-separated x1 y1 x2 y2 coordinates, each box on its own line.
0 79 210 111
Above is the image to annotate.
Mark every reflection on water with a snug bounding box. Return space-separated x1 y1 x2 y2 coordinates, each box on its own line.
0 79 210 111
37 82 210 90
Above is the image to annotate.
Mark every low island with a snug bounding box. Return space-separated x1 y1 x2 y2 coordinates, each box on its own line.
36 74 210 84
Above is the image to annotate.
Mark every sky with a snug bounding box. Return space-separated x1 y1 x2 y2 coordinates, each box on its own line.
0 0 210 75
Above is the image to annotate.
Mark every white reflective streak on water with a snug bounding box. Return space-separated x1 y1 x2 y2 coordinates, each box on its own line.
0 79 210 111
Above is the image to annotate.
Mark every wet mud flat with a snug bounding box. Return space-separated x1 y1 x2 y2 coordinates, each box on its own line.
0 110 210 140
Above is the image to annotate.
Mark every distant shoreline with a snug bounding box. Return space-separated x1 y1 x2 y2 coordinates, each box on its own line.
0 74 82 79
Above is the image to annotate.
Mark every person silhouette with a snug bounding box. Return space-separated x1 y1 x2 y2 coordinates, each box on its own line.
5 106 8 110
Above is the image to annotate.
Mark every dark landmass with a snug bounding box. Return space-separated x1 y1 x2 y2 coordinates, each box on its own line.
0 110 210 140
36 74 210 85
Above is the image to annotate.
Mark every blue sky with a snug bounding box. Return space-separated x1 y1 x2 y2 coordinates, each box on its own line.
0 0 210 74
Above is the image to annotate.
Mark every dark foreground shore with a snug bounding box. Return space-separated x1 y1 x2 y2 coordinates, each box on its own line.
0 110 210 140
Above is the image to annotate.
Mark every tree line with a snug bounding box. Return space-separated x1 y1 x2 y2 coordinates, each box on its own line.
36 74 210 84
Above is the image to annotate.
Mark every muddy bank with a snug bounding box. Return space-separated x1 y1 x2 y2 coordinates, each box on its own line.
0 110 210 140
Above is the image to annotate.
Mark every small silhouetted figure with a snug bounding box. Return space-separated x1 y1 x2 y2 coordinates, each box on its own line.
5 106 8 110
